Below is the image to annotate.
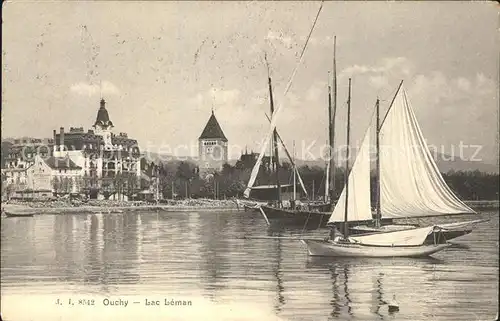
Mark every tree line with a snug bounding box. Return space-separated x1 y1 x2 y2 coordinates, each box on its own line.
150 160 498 201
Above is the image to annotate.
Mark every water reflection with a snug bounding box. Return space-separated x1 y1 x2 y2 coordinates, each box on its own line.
373 273 385 319
198 212 230 301
1 210 498 321
305 256 449 320
273 237 285 314
329 265 341 318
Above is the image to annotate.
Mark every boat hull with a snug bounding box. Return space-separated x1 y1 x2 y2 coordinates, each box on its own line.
260 205 331 228
349 222 476 241
243 204 261 212
307 202 332 212
302 239 451 258
5 211 35 217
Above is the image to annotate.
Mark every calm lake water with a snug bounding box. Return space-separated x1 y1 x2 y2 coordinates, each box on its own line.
1 209 498 321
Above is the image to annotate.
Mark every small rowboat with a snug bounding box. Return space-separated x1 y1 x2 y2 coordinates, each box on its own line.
4 209 36 217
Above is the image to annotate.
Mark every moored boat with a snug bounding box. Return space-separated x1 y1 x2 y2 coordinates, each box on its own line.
301 79 455 258
4 209 36 217
302 230 452 258
259 205 331 228
348 219 488 241
244 44 338 228
338 80 483 239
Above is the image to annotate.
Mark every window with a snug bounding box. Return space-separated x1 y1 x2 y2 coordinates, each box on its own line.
204 140 217 146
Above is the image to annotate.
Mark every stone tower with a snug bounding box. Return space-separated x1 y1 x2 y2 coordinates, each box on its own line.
198 110 228 177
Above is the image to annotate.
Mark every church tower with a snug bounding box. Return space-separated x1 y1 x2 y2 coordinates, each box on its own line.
93 98 114 148
198 110 228 177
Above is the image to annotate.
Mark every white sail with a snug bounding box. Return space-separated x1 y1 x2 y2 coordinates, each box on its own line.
328 131 372 223
379 86 475 218
349 225 436 246
295 166 308 197
244 114 280 198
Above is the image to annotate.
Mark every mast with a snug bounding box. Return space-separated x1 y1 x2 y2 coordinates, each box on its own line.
265 113 308 197
325 139 329 201
156 166 159 205
293 141 296 200
380 80 403 127
327 84 333 202
375 98 381 228
343 78 352 238
330 35 337 203
243 1 323 198
265 55 281 206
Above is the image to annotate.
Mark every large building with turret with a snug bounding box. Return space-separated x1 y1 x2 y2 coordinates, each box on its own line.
2 98 144 200
198 110 228 178
53 98 141 180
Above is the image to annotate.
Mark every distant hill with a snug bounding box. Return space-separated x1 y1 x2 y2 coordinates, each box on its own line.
143 151 498 174
434 153 498 174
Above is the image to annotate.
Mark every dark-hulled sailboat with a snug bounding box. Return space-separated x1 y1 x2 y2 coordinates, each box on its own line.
244 38 346 229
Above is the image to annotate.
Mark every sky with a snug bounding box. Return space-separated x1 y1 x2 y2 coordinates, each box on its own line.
2 1 498 164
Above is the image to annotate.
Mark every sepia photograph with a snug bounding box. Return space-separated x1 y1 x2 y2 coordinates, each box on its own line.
1 1 498 320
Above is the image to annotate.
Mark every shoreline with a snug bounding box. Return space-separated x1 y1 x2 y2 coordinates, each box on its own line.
1 199 242 215
463 200 499 210
1 199 497 215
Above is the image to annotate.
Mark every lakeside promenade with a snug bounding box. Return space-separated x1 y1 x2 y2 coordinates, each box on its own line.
1 198 242 215
1 199 497 215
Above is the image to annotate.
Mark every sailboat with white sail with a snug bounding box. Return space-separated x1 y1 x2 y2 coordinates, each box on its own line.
346 81 486 237
301 79 455 258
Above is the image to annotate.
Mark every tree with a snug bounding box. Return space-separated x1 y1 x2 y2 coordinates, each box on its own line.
61 177 71 194
51 176 61 195
176 161 196 181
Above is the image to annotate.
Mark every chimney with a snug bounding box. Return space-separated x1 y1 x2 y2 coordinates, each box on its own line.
60 127 65 151
53 129 57 153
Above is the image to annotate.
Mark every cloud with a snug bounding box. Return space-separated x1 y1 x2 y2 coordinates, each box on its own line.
341 57 414 81
266 30 295 49
306 81 326 101
249 88 268 107
369 75 390 89
333 55 496 162
409 71 495 113
70 81 120 97
189 87 241 110
455 77 471 92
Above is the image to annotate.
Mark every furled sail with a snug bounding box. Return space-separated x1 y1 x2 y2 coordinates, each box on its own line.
379 86 475 218
349 225 436 246
328 131 372 223
244 113 280 198
294 166 308 197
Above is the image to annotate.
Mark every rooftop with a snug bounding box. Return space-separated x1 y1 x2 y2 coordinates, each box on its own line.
44 156 82 170
199 111 228 142
93 98 114 128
